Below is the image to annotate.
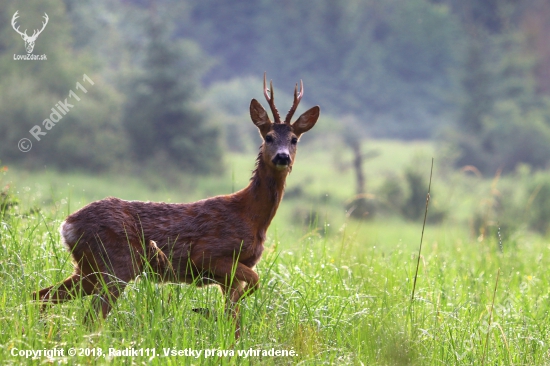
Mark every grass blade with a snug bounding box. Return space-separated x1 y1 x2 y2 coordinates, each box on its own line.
410 158 434 302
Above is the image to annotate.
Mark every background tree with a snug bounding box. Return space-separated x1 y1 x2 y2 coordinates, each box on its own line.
1 0 549 177
0 0 126 172
340 117 379 219
443 3 550 175
178 0 461 139
122 14 222 174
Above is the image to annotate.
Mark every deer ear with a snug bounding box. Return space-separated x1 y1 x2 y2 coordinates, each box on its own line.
250 99 272 137
292 106 320 137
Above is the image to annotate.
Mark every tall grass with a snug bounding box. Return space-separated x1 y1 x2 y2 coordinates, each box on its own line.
2 143 550 365
1 191 550 365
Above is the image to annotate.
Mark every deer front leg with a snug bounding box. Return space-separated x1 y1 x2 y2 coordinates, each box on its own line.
212 260 260 339
212 260 259 301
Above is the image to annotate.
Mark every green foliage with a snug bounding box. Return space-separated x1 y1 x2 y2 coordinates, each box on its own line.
2 0 546 175
202 77 266 153
456 39 494 134
525 174 550 235
377 174 404 213
345 197 377 220
123 18 222 174
0 1 78 94
2 180 550 364
0 1 128 172
401 169 428 220
376 167 445 223
3 139 550 364
444 27 550 174
0 183 18 219
0 76 52 164
0 1 224 174
181 0 462 138
0 73 127 172
441 0 522 34
483 101 550 170
449 100 550 174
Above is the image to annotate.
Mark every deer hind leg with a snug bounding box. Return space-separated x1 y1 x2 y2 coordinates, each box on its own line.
84 244 146 322
33 257 101 308
86 255 145 322
86 273 128 323
33 271 98 306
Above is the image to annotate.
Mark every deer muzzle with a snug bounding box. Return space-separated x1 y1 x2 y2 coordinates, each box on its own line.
272 152 291 169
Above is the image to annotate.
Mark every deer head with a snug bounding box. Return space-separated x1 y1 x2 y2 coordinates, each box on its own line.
11 11 49 54
250 73 320 172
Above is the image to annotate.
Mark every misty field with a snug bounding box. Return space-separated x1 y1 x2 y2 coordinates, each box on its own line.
1 142 550 365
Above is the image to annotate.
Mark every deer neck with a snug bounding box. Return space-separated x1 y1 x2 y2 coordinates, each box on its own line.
239 151 288 231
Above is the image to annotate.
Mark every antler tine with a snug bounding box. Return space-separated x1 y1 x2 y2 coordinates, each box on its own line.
284 79 304 124
11 11 19 26
263 72 281 123
11 11 28 37
33 13 49 38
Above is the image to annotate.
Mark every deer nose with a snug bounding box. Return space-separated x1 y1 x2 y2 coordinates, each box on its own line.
272 152 291 167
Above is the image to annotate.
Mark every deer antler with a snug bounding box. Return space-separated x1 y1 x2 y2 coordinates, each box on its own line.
31 13 49 39
263 72 282 124
11 11 28 38
11 11 48 40
284 80 303 124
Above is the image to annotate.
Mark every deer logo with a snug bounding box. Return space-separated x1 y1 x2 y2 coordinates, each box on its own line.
11 11 49 54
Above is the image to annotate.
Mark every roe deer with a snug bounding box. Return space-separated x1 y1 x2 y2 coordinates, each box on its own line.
34 73 320 338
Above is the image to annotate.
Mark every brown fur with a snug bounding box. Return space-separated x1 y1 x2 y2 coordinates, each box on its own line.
33 76 320 338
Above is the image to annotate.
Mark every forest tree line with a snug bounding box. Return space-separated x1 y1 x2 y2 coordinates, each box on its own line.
0 0 549 175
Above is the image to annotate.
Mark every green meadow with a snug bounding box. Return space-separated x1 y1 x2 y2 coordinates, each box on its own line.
1 141 550 365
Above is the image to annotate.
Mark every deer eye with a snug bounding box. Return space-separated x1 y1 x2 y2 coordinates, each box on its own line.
265 135 274 143
291 137 298 145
